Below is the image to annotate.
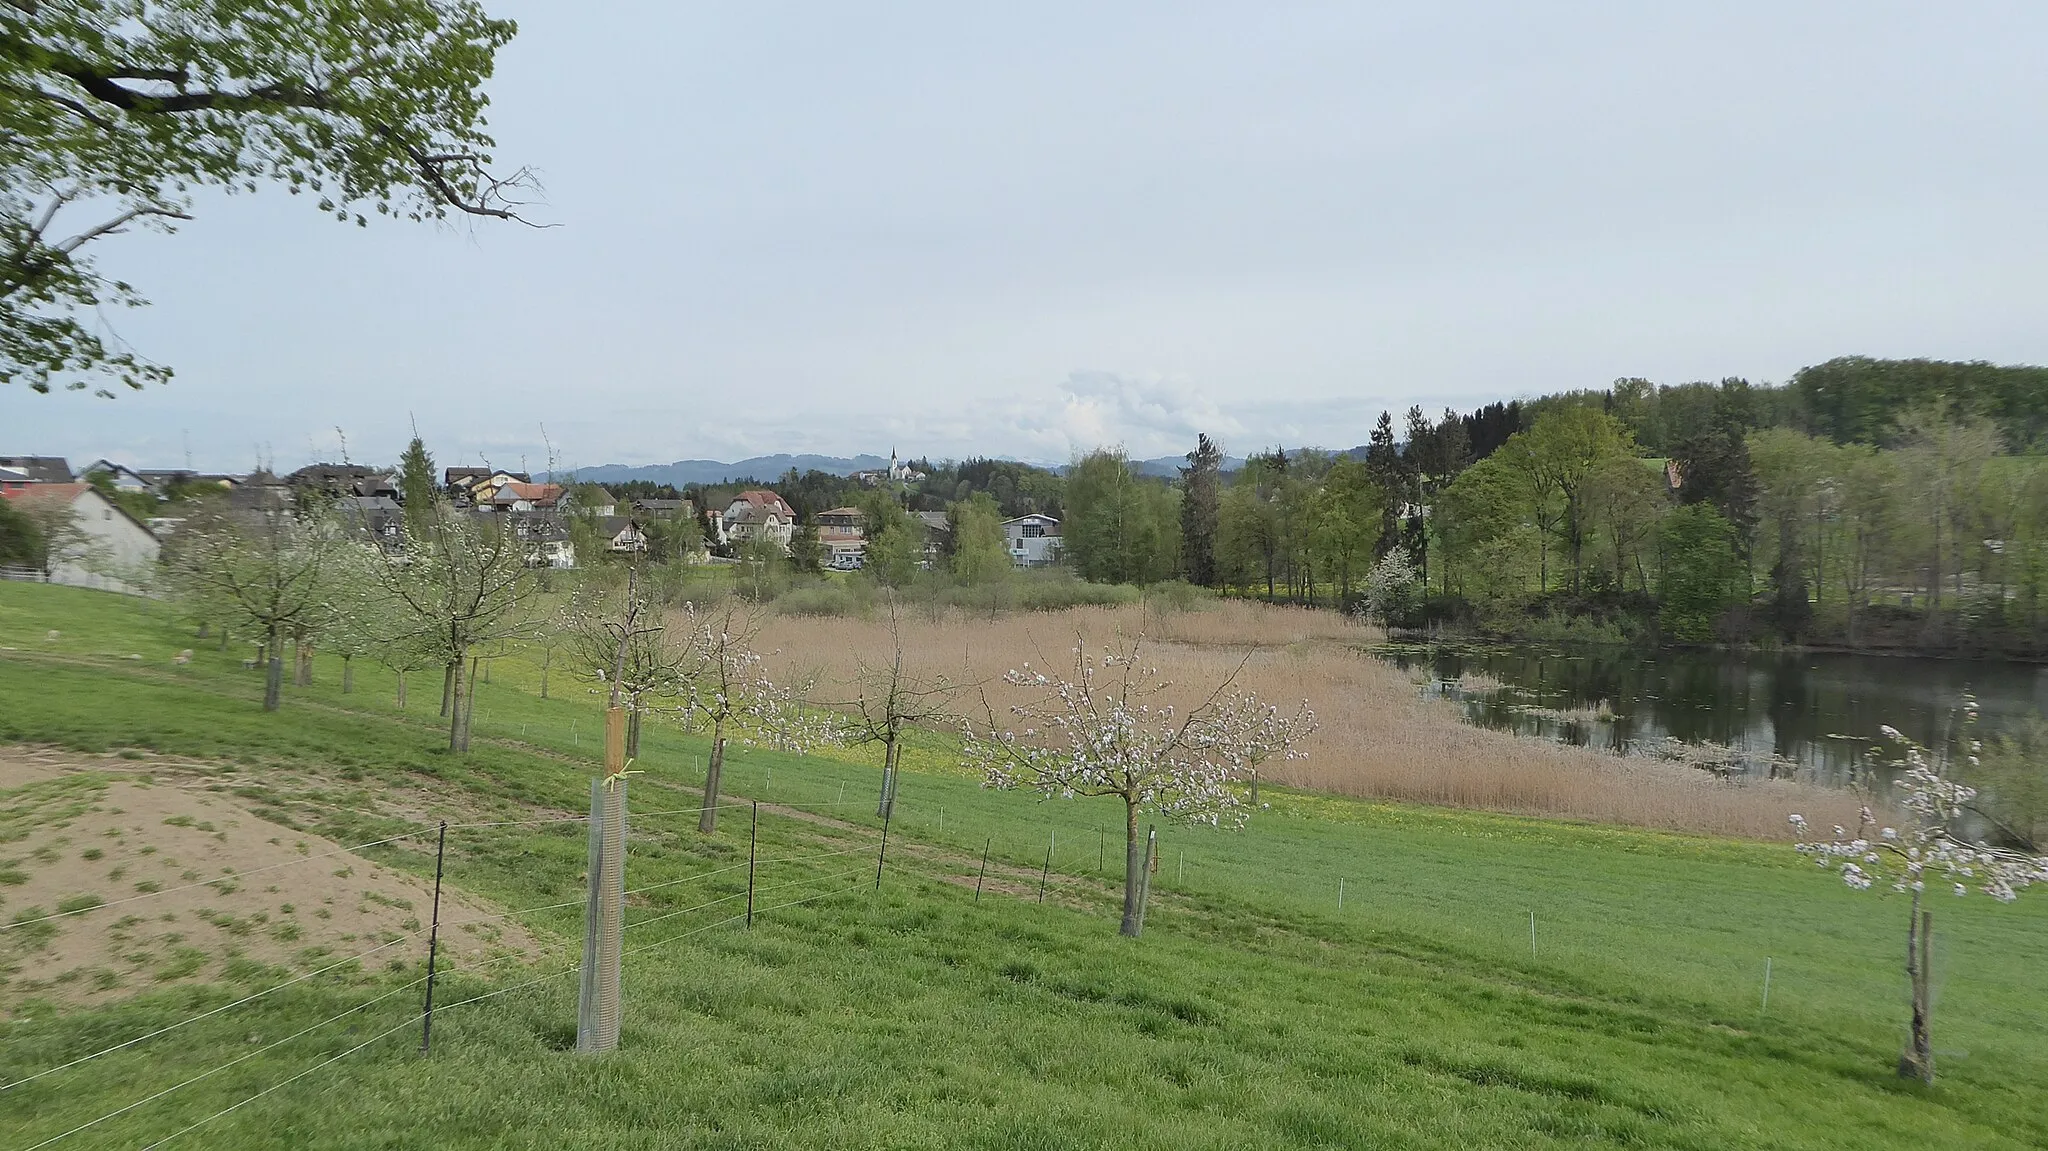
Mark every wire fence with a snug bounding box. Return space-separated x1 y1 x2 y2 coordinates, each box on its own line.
0 792 896 1149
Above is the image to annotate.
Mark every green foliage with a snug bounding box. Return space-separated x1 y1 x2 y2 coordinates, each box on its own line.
857 491 921 589
1657 505 1741 642
1063 449 1180 585
0 495 42 568
1797 356 2048 449
3 0 527 395
1965 717 2048 852
2 580 2047 1149
397 436 438 541
787 522 824 576
1179 434 1225 587
947 493 1008 587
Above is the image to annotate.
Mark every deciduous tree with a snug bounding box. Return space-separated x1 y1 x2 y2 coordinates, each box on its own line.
967 642 1313 937
1790 704 2047 1083
3 0 537 395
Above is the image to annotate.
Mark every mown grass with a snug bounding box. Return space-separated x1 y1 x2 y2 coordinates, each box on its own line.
0 582 2045 1149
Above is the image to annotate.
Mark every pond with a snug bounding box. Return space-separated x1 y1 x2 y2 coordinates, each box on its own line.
1377 643 2048 787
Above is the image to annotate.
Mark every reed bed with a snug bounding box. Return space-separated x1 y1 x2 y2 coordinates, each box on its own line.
756 599 1864 840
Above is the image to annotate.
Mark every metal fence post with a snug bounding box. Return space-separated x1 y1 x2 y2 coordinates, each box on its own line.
419 821 447 1054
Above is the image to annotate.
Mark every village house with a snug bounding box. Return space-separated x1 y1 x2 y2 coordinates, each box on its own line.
487 481 565 513
135 470 240 497
1001 513 1062 567
721 490 796 552
0 482 160 593
444 468 530 506
497 510 573 569
814 506 866 569
914 511 952 568
336 494 406 554
631 497 693 517
0 456 74 495
600 516 648 554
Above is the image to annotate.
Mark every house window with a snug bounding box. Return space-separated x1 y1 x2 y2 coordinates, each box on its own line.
1022 524 1044 538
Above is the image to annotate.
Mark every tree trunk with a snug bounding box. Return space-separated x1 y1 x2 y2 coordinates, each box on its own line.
540 648 551 699
877 731 900 819
1900 896 1935 1084
396 669 408 711
295 639 313 687
341 655 354 695
1119 798 1144 937
458 656 479 752
698 721 726 833
626 705 641 760
218 625 229 652
1250 768 1259 807
263 630 283 711
447 655 467 752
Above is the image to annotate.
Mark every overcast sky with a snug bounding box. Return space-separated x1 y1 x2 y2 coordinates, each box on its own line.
10 1 2048 472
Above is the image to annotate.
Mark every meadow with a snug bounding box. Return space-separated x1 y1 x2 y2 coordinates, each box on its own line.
0 582 2043 1149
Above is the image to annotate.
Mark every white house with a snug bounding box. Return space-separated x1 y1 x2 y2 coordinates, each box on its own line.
1 483 160 593
1001 513 1062 568
722 490 797 552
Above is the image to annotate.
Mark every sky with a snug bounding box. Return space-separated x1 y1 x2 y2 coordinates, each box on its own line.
9 1 2048 473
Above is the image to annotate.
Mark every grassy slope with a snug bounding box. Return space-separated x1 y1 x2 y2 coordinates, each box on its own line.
0 583 2044 1150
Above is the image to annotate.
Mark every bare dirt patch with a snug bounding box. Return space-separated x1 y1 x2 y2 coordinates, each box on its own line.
0 750 544 1012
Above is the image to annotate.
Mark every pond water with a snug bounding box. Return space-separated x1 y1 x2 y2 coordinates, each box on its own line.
1377 643 2048 787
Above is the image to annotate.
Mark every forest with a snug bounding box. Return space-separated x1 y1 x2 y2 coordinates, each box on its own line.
591 356 2048 655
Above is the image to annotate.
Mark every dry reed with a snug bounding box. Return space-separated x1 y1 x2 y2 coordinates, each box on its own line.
754 599 1863 840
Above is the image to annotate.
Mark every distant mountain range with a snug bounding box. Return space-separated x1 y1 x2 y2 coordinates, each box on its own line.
556 449 1342 487
553 454 894 487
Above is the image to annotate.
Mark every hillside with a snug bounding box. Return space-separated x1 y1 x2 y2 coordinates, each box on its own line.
1 583 2044 1149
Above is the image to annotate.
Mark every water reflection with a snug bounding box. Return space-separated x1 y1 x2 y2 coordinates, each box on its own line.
1379 643 2048 788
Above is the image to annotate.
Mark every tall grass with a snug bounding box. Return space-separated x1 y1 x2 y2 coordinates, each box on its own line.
756 599 1865 839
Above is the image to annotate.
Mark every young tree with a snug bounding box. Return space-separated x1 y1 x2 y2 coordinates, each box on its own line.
966 643 1314 937
563 575 690 760
1790 706 2048 1084
376 505 537 751
1360 547 1420 629
1179 433 1225 586
162 504 338 710
4 0 536 397
670 599 832 834
835 600 962 819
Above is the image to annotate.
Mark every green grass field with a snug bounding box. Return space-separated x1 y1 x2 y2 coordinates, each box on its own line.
1 582 2044 1149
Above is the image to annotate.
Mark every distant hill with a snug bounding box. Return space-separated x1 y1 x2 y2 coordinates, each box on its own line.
1131 453 1245 478
553 454 892 487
